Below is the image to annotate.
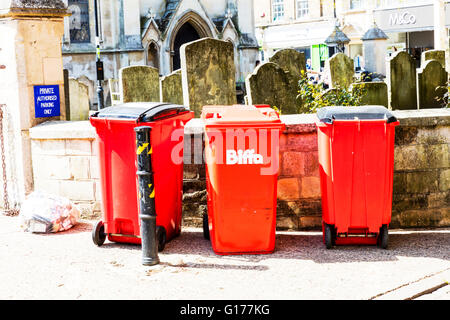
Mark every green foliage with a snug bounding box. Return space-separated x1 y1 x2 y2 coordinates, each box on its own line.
436 82 450 108
296 70 366 114
272 106 282 115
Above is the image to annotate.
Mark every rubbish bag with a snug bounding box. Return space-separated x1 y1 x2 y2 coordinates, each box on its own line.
19 192 80 233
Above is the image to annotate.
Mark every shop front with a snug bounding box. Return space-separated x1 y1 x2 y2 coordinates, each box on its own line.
259 20 335 73
373 3 450 67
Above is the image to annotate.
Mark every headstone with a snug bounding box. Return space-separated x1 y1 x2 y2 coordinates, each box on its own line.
326 53 354 89
421 50 445 69
417 60 448 109
68 78 90 120
119 65 160 103
387 51 417 110
108 79 121 106
246 62 301 114
269 49 306 80
351 81 389 108
160 69 183 105
180 38 236 117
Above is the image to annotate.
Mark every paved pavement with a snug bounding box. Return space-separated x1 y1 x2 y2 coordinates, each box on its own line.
0 215 448 300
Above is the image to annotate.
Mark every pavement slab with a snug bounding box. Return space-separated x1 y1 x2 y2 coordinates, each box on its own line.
0 216 449 300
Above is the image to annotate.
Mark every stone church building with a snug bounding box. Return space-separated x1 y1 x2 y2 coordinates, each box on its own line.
62 0 258 106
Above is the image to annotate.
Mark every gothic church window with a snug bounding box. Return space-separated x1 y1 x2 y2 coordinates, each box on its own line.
68 0 91 43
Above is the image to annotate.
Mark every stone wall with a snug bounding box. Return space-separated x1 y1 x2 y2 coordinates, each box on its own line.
27 109 450 229
29 121 101 219
391 109 450 227
182 109 450 230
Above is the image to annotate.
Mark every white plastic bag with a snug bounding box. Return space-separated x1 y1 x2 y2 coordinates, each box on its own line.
19 191 80 233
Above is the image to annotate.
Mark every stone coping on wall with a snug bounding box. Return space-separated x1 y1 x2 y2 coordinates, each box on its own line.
29 120 96 140
185 108 450 134
29 108 450 139
393 108 450 127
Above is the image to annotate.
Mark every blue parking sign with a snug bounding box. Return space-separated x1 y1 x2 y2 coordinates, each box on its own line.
34 85 61 118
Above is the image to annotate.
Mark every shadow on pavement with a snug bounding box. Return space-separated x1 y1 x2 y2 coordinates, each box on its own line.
161 228 450 264
55 221 450 265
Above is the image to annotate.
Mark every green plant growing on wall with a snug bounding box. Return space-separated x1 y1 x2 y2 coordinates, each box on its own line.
436 82 450 108
297 70 366 114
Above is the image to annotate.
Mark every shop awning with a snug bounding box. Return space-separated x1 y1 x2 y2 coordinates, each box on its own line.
261 21 335 48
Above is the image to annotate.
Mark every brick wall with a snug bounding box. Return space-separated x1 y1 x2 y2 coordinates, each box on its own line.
276 115 322 230
182 109 450 230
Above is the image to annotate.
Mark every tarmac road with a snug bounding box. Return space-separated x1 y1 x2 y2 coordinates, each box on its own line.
0 215 448 300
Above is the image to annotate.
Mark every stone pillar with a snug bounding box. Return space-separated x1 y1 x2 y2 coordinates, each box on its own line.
434 0 447 51
236 0 259 83
0 0 69 205
361 23 389 76
433 0 449 72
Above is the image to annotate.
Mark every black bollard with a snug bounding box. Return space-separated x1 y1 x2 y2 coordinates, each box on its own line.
135 126 159 266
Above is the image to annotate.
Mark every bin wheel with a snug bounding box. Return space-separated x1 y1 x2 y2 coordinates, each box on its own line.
92 220 106 247
202 213 210 240
378 225 389 249
331 225 337 246
156 226 166 252
324 224 333 249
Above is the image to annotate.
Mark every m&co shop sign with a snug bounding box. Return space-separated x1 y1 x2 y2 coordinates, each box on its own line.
373 3 450 32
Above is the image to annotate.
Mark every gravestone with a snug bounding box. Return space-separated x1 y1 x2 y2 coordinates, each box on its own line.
160 69 183 105
351 81 389 108
68 78 90 120
387 51 417 110
246 62 301 114
417 60 448 109
326 53 354 89
421 50 445 69
269 49 306 81
180 38 236 117
119 65 160 103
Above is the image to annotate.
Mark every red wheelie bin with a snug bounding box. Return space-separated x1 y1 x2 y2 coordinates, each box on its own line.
315 106 399 249
201 105 285 255
90 102 194 250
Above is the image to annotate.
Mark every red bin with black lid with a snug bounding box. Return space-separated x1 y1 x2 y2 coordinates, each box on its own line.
316 106 399 249
89 102 194 250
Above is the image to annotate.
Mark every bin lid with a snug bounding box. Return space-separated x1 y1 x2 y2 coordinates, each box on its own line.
201 105 283 127
90 102 189 122
316 106 398 124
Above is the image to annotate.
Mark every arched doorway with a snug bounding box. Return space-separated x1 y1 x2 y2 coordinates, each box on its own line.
147 42 159 70
172 22 200 71
169 12 213 72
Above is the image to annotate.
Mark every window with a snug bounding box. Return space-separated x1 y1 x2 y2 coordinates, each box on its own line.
68 0 90 44
350 0 364 10
297 0 309 19
375 0 432 9
272 0 284 21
